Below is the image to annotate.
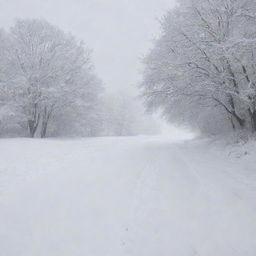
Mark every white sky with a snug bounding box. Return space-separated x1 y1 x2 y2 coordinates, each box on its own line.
0 0 176 93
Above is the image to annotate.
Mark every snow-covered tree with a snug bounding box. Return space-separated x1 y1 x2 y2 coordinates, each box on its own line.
48 71 103 137
141 0 256 135
0 19 102 137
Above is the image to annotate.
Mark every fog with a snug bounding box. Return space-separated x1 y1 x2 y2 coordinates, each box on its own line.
1 2 256 255
0 0 176 93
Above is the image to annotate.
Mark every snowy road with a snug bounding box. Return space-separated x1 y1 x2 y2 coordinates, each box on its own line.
0 136 256 256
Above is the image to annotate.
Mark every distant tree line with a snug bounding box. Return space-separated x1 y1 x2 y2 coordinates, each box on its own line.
141 0 256 136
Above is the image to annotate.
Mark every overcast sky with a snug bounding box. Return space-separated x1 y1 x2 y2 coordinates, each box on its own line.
0 0 176 93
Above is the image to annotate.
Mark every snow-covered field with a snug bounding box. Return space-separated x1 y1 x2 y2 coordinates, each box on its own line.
0 135 256 256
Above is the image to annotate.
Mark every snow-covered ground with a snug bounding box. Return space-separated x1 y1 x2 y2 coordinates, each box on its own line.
0 135 256 256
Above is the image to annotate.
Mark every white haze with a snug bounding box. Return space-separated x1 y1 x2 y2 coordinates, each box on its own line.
1 1 256 255
0 0 176 93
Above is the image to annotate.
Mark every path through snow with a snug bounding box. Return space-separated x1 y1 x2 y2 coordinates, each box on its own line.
0 136 256 256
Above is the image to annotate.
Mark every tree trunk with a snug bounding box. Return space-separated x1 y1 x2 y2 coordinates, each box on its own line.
213 96 245 130
230 117 236 131
252 112 256 132
28 115 40 137
28 103 40 138
228 95 245 129
40 121 48 138
248 109 256 133
231 110 245 129
28 120 36 137
40 106 53 138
